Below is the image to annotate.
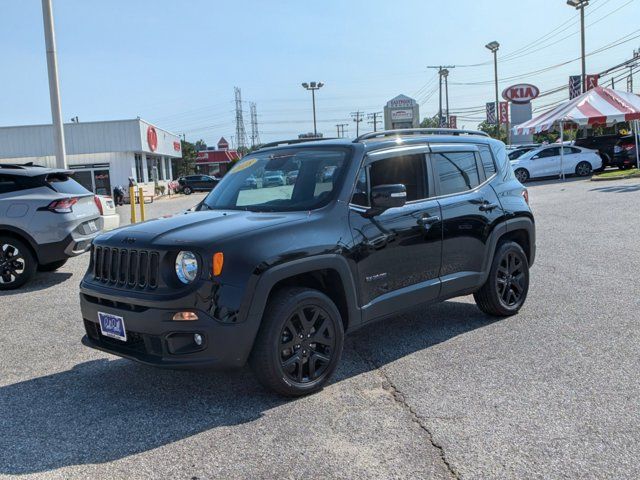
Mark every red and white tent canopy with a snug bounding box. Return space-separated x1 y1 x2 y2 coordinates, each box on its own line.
513 86 640 135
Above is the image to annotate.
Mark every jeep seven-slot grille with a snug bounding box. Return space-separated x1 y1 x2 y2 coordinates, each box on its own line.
93 246 159 289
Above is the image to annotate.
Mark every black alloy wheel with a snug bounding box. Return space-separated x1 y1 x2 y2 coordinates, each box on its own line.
183 186 193 195
575 161 592 177
474 241 529 317
279 305 336 384
249 287 344 396
514 168 529 183
0 237 36 290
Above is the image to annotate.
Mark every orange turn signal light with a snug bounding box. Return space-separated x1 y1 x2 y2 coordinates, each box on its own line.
213 252 224 276
172 311 199 321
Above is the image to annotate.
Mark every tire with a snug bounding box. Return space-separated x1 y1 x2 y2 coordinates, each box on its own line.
0 236 37 290
38 259 68 272
575 161 592 177
514 168 529 183
249 287 344 397
182 186 193 195
473 241 529 317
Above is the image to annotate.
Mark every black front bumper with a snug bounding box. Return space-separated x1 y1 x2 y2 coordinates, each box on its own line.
80 290 260 369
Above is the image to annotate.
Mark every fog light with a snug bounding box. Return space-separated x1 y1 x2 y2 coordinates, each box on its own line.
194 333 203 346
172 311 198 321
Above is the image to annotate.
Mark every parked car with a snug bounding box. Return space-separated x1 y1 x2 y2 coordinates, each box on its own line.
285 170 299 185
94 195 120 231
262 170 285 187
0 165 101 289
242 175 262 189
574 134 620 169
177 175 220 195
80 128 535 396
508 146 538 160
510 144 602 182
612 134 639 170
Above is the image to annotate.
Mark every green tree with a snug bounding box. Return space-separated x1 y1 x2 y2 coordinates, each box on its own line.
477 121 508 143
194 139 207 152
173 140 197 177
420 116 441 128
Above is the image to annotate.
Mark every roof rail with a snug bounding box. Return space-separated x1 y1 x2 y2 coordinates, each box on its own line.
0 162 46 169
256 137 337 150
354 128 490 142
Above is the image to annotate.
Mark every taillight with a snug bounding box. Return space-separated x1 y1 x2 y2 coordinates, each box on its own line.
94 195 104 215
623 143 635 151
522 189 529 205
47 197 78 213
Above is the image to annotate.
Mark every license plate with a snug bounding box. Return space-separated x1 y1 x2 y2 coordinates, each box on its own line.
88 220 98 232
98 312 127 341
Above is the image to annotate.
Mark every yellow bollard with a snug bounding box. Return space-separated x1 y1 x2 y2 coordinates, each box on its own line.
129 186 136 224
138 187 146 222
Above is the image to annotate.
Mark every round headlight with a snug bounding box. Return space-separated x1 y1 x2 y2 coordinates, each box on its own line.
175 251 199 284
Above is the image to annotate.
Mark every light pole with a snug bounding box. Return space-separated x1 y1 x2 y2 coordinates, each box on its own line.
485 41 500 137
301 81 324 137
567 0 589 93
442 69 450 127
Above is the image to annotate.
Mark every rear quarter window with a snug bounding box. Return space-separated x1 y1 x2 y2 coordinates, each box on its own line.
0 175 20 194
45 173 91 195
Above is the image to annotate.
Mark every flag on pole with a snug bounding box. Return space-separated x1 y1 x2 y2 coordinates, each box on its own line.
499 102 509 123
449 115 457 129
586 74 599 91
486 102 496 124
569 76 582 99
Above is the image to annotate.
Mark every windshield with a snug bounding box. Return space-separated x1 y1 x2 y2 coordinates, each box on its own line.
200 147 350 212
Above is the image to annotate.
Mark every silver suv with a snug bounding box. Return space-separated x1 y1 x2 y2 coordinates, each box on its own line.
0 164 101 289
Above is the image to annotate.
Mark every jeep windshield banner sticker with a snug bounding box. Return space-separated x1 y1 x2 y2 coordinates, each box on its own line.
231 158 258 173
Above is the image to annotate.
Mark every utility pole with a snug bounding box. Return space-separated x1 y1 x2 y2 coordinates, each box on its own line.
351 111 364 137
249 102 260 147
628 65 634 93
485 42 500 134
567 0 589 93
427 66 455 126
367 112 382 132
234 87 248 150
41 0 67 168
336 123 348 138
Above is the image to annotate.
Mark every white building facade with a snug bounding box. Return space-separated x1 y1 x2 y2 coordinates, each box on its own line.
0 119 182 195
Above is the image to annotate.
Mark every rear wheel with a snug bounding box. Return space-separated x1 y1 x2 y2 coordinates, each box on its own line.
0 236 37 290
575 161 592 176
474 241 529 317
249 287 344 396
514 168 529 183
38 259 68 272
182 186 193 195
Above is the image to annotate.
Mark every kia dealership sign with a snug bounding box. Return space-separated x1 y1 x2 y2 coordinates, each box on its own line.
502 84 540 104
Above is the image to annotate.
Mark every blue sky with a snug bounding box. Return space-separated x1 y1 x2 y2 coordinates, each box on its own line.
1 0 638 145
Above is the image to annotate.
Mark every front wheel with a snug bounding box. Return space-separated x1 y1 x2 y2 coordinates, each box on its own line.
182 186 193 195
575 161 592 177
0 236 37 290
249 287 344 396
474 241 530 317
514 168 529 183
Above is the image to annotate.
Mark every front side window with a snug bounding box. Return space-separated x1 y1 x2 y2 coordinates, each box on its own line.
200 147 349 212
351 168 369 207
433 151 480 196
369 153 427 201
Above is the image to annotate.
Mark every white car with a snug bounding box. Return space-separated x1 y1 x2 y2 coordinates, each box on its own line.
94 195 120 231
510 145 602 183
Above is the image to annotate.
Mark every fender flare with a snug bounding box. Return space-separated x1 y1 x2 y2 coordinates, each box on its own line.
0 224 40 261
240 254 361 332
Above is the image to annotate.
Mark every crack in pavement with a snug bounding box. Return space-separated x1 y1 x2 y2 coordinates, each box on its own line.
352 343 460 479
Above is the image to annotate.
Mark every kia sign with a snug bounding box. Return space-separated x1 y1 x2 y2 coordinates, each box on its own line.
147 126 158 152
502 84 540 104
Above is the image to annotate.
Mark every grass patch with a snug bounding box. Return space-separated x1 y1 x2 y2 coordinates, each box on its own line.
593 167 640 180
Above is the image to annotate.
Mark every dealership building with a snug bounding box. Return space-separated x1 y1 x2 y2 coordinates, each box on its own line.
384 94 420 130
0 118 182 195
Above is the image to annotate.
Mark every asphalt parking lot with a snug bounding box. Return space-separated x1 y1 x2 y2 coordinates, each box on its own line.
1 178 639 479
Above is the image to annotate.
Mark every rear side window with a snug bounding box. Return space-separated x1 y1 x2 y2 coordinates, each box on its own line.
478 145 496 176
0 175 20 194
433 152 481 196
45 173 91 195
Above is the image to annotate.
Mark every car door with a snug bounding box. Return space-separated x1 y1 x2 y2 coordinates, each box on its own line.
429 144 505 297
348 147 442 322
532 147 560 177
560 146 581 174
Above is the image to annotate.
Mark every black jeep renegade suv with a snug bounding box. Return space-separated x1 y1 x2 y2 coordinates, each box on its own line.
80 129 535 396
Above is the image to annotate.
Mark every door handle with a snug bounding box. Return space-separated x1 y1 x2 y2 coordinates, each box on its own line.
417 215 440 226
479 202 499 212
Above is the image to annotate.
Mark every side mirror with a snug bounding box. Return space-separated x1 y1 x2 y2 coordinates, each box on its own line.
366 184 406 216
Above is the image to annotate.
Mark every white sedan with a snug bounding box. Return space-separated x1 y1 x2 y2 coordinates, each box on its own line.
510 145 602 183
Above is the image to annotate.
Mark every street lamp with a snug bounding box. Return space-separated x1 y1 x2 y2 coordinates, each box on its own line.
567 0 589 93
485 41 500 135
301 81 324 137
